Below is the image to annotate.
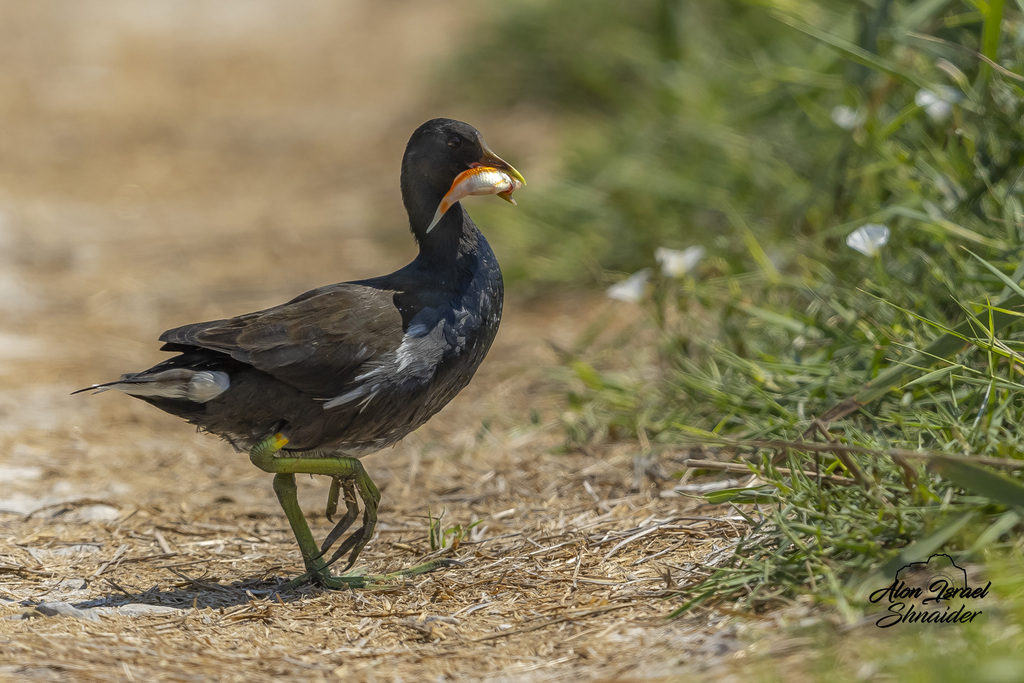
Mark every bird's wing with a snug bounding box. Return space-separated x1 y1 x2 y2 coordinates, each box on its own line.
158 283 406 397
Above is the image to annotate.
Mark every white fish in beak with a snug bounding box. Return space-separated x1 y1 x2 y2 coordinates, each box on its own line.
427 166 524 232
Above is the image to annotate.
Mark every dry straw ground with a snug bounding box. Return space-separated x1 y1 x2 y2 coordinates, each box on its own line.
0 2 751 680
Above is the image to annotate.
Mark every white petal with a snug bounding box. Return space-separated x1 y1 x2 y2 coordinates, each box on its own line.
606 268 651 303
846 224 890 257
830 105 864 130
915 87 959 122
656 246 705 278
925 100 952 121
914 89 939 108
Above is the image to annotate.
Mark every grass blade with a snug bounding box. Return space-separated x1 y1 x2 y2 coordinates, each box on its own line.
929 456 1024 509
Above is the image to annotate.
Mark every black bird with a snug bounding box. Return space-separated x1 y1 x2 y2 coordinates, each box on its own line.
76 119 525 588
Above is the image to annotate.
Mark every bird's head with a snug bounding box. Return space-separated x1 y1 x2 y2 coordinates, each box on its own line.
401 118 525 237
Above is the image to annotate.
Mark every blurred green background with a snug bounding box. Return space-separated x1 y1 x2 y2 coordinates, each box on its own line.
452 0 1024 672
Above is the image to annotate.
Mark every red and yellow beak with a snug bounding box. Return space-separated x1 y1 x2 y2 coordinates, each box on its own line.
477 141 527 190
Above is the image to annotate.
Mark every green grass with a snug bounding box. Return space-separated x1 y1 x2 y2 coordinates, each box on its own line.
450 0 1024 646
457 0 1024 286
750 550 1024 681
427 508 481 553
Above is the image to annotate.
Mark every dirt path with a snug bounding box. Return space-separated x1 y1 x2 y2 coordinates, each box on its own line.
0 4 743 680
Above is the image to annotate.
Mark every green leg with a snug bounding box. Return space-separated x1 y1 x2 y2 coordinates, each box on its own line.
249 433 458 590
270 473 328 577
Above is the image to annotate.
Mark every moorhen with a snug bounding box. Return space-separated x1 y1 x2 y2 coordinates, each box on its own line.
76 118 525 588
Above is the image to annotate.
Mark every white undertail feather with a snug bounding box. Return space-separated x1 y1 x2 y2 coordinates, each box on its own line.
95 369 230 403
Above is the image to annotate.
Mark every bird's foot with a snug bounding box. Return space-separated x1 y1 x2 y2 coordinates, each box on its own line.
250 434 382 575
283 558 464 591
318 477 359 557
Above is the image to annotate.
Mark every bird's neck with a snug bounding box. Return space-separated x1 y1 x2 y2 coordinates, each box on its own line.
417 205 482 258
400 164 483 263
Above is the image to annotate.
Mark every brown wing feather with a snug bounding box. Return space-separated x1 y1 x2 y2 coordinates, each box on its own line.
158 284 406 397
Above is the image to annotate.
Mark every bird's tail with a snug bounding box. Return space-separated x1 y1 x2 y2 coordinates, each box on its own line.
72 369 230 404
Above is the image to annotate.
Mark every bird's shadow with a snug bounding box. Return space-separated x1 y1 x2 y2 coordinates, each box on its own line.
81 576 310 610
61 572 363 612
12 558 453 614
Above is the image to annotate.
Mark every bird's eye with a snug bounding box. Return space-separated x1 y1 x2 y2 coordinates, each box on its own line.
447 134 462 149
